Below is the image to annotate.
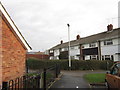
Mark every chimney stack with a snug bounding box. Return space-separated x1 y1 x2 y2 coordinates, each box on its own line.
107 24 113 31
76 35 80 40
61 40 63 44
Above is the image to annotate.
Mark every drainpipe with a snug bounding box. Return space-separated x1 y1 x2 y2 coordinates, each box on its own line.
98 41 101 60
80 44 83 60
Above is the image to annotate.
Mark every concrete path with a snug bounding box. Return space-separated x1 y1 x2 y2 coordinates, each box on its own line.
51 70 106 88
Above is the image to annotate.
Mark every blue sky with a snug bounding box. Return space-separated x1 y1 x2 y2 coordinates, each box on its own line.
1 0 119 51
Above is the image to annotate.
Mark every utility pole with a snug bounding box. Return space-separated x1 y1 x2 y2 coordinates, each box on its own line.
67 24 71 70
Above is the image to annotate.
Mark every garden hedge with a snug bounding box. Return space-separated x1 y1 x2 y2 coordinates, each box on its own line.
27 58 114 70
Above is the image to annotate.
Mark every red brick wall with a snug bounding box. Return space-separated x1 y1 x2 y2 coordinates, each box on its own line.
0 15 2 86
1 16 27 82
27 54 49 60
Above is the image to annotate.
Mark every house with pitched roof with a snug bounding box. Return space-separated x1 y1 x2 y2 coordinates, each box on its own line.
48 24 120 62
0 2 31 88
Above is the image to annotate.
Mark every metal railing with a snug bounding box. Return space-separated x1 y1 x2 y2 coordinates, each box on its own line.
2 64 60 90
43 64 60 90
2 73 41 90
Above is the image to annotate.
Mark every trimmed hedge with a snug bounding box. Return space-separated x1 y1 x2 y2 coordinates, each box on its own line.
27 58 114 70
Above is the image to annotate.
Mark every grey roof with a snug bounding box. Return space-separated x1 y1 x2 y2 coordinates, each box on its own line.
49 28 120 50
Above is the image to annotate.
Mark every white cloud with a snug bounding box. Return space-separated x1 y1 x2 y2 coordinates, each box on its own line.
1 0 119 51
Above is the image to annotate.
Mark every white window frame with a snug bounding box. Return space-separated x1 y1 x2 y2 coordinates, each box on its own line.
104 39 113 45
91 55 97 60
71 47 74 50
102 55 114 60
105 55 111 60
50 50 53 53
89 43 96 48
61 48 68 51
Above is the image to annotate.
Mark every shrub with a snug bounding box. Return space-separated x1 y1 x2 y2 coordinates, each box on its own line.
27 58 114 70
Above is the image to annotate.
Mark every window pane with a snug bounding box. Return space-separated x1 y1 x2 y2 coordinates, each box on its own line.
89 43 96 47
104 39 113 45
105 55 110 60
91 55 97 60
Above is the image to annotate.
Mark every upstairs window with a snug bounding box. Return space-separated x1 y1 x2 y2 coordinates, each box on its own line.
104 39 113 45
50 50 53 53
71 46 79 50
74 46 78 49
71 47 74 50
61 48 64 51
89 43 96 47
61 48 68 51
64 48 68 51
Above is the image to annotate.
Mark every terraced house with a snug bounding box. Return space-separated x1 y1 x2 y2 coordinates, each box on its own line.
49 24 120 62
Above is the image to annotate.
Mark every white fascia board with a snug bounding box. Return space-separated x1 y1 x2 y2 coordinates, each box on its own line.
0 3 31 51
99 36 119 41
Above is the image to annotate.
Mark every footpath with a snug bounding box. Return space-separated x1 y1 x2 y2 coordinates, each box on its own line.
51 70 106 88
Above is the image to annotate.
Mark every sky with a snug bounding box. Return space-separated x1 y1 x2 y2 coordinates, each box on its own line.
1 0 120 52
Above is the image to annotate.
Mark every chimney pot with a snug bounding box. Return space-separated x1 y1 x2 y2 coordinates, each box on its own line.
61 40 63 44
76 35 80 40
107 24 113 31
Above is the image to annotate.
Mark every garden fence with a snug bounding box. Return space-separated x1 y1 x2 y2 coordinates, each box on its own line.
2 64 60 90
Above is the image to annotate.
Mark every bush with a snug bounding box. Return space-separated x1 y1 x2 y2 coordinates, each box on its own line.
27 58 114 70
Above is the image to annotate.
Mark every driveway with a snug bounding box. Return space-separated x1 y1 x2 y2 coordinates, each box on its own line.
51 70 106 88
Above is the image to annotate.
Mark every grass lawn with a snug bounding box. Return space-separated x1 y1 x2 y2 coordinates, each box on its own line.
84 73 106 83
26 73 39 76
